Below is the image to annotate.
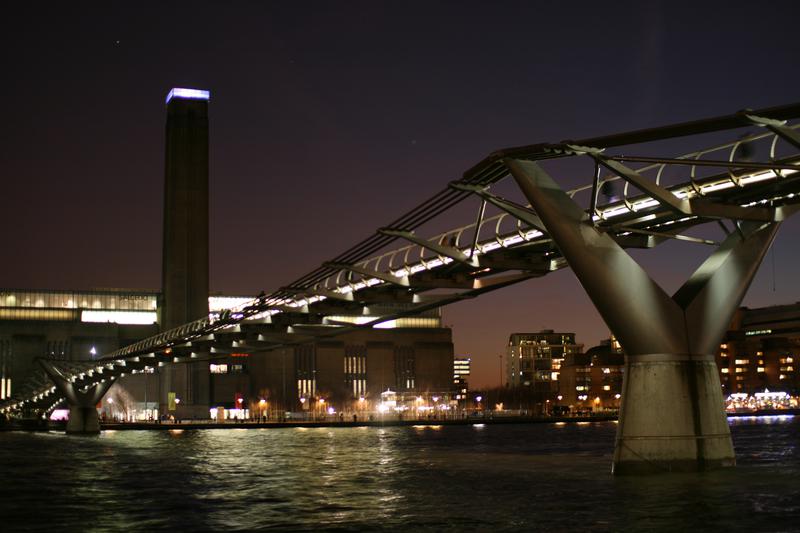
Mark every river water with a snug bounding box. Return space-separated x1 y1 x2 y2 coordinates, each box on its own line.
0 417 798 531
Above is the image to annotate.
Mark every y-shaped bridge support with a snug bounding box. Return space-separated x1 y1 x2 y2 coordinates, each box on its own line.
39 360 116 434
506 159 780 474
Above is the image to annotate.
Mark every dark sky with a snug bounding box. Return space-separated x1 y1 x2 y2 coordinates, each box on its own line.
2 1 800 387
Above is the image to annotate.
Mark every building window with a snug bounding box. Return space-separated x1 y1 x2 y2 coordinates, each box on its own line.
394 346 415 391
344 345 367 398
295 345 316 399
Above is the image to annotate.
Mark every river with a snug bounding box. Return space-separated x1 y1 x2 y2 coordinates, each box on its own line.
0 416 798 531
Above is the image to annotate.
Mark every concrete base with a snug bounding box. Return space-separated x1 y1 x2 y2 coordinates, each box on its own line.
66 406 101 434
612 354 735 475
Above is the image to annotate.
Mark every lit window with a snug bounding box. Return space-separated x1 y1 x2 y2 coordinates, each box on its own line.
603 385 611 391
721 368 729 374
734 359 749 365
757 367 765 373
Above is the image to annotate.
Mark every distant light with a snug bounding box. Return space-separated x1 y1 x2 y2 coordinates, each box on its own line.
166 88 210 104
82 310 157 325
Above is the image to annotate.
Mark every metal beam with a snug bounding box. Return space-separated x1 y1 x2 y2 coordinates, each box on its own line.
597 155 780 222
324 261 410 287
607 155 800 172
282 285 355 302
743 113 800 150
449 182 547 232
610 225 717 246
594 155 687 214
379 228 477 266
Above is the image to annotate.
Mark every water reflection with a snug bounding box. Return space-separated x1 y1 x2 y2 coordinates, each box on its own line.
0 418 797 531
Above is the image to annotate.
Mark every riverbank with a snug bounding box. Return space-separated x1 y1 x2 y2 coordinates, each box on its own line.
3 408 797 432
100 414 618 431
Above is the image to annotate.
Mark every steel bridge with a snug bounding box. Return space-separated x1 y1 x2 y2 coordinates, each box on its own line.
4 102 800 473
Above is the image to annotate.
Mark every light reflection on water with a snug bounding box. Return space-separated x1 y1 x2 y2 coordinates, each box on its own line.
0 418 798 531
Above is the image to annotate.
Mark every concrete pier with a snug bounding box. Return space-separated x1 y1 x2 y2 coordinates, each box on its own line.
39 360 115 434
506 158 780 474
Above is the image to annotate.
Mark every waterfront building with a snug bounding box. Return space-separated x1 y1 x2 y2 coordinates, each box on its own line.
0 288 160 407
244 317 453 416
505 330 582 390
0 289 453 420
558 338 623 412
453 355 470 399
717 303 800 395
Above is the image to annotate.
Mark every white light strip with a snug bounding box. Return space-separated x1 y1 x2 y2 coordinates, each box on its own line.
81 310 158 325
166 88 210 104
208 296 253 312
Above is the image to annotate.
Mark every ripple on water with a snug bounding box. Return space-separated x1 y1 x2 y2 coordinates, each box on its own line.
0 419 797 531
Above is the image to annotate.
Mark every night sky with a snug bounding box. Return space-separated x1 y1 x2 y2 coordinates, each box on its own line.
3 1 800 387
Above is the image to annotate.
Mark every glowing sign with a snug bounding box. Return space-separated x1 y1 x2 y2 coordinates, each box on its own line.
166 88 210 104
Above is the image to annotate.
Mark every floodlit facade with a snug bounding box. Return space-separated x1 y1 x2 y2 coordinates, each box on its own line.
558 338 624 412
506 330 582 390
717 303 800 395
0 291 455 416
242 321 454 415
0 288 160 402
453 355 471 400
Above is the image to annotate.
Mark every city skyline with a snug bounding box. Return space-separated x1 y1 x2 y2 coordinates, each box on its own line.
3 2 800 387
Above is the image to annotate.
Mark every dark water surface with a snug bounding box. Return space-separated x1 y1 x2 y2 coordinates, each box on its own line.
1 417 798 531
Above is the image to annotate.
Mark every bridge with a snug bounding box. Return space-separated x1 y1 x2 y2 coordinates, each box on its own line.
4 102 800 474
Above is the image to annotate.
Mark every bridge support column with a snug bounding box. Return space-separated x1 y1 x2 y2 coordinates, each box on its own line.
39 361 115 434
506 159 780 474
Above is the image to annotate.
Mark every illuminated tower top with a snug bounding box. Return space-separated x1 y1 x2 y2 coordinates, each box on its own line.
165 87 211 104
